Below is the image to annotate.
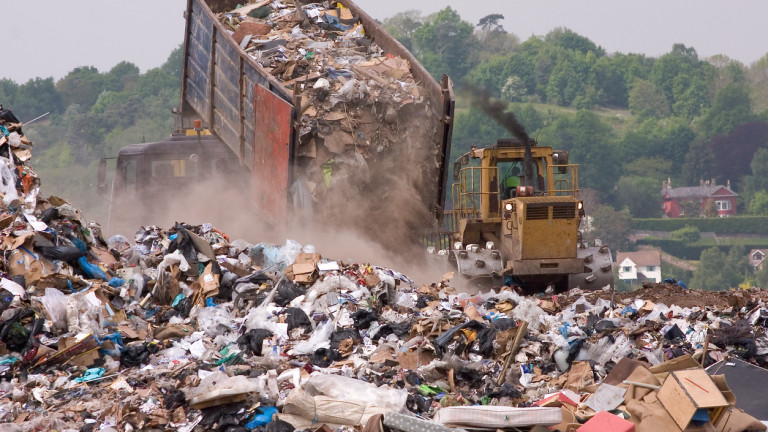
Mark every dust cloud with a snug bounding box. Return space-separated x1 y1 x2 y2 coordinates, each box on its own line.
104 101 451 286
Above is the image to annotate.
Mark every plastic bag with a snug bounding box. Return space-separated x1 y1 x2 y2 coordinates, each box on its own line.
108 235 131 251
292 320 333 355
37 246 86 263
38 288 68 332
330 78 358 106
303 372 408 412
194 305 235 337
0 161 18 205
78 256 108 280
66 292 103 336
245 307 289 340
7 132 21 147
157 250 191 274
277 239 302 268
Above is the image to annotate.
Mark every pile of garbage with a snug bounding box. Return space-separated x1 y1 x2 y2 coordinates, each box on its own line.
217 0 442 205
2 104 768 431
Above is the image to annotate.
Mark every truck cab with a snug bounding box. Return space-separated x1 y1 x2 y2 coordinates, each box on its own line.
99 132 248 233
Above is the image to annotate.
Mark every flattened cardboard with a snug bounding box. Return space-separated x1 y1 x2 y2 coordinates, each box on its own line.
199 263 220 297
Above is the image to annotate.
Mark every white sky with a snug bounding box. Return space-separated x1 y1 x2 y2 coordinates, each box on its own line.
2 0 767 84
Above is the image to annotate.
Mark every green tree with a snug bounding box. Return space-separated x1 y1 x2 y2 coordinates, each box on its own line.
0 79 18 107
670 225 701 243
562 110 618 194
501 76 527 102
105 61 140 92
747 190 768 215
681 138 716 186
691 247 729 290
477 14 504 31
588 204 631 251
628 79 670 119
161 44 184 82
56 66 106 108
545 51 591 107
742 148 768 209
615 176 661 218
14 77 64 121
544 28 604 57
698 82 753 137
412 7 475 82
725 245 751 288
623 157 673 184
382 10 423 52
619 116 695 170
757 261 768 289
451 106 506 156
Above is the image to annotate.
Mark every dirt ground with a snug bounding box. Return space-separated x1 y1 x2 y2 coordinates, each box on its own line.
564 282 761 310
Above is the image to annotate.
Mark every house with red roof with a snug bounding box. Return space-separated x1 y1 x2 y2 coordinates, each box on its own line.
661 178 738 218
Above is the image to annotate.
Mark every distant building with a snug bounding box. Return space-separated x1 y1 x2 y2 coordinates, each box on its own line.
661 178 738 218
617 249 662 286
750 249 767 272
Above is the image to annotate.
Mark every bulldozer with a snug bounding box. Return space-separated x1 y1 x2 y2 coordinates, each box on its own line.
443 137 613 293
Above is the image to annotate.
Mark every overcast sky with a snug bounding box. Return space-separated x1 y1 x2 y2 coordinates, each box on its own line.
2 0 767 84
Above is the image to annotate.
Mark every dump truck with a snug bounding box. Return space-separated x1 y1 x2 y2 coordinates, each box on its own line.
99 0 455 239
99 0 611 292
444 138 614 292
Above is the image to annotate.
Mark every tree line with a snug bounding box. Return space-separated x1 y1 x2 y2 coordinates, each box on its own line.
0 46 183 222
383 8 768 223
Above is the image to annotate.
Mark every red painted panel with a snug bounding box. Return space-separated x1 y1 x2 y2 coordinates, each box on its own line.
252 84 293 224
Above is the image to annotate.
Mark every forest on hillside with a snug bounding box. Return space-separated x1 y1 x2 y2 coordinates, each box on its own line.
2 7 768 245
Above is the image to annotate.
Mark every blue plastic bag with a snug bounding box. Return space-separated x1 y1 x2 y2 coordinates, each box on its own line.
245 406 278 429
77 256 108 280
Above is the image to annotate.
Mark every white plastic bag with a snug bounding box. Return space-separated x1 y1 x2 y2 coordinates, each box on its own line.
303 372 408 413
38 288 69 332
292 320 333 355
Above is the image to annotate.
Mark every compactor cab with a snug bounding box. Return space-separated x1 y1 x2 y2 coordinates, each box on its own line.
447 139 613 292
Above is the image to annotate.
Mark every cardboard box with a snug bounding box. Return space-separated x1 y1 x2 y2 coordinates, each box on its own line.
657 369 730 430
289 253 321 283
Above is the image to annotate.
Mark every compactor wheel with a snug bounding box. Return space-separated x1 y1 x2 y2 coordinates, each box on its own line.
568 241 614 291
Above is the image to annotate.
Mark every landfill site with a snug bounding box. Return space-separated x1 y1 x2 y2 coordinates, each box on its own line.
3 0 768 431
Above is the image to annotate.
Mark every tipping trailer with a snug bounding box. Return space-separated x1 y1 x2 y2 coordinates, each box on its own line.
100 0 455 233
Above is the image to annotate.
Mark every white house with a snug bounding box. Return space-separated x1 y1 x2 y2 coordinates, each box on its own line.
616 250 662 286
749 249 766 272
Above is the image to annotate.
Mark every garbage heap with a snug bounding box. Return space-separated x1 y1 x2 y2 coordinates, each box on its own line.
218 0 444 221
0 215 768 432
2 110 768 431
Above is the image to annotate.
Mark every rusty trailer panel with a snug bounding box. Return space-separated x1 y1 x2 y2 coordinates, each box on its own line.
252 84 294 223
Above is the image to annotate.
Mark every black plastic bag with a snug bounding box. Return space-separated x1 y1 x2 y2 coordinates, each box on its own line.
351 309 378 329
37 246 86 263
238 329 272 356
310 347 342 367
330 328 361 351
274 279 305 306
264 420 295 432
120 342 158 368
284 308 312 335
0 106 20 125
374 321 412 340
0 308 43 352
